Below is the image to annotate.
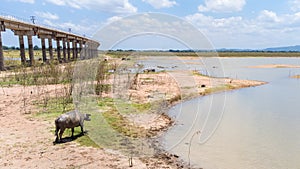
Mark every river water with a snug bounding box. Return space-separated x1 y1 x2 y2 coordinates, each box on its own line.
159 57 300 169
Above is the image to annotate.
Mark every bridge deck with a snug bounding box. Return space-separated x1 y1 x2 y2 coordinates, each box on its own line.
0 15 100 70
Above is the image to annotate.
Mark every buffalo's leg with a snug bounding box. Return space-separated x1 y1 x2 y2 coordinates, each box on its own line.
59 128 65 142
80 125 84 135
55 126 59 143
71 128 74 138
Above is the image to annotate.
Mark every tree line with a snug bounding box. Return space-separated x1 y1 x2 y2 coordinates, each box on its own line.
2 45 40 50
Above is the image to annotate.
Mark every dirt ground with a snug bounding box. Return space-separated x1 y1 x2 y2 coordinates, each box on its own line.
0 70 265 168
0 85 187 169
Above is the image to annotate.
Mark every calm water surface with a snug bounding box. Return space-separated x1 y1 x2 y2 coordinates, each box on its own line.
160 57 300 169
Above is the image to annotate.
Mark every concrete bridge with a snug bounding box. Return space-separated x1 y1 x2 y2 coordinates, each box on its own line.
0 15 100 70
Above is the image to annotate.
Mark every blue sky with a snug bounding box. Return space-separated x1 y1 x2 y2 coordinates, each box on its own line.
1 0 300 49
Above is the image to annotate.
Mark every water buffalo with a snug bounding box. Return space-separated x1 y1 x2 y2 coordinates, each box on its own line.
55 110 91 143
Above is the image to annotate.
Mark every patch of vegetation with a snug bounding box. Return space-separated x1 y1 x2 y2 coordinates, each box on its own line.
34 97 74 120
132 102 151 112
95 84 111 95
97 97 114 108
203 84 235 94
35 97 101 148
192 70 210 77
292 75 300 79
97 97 152 137
69 128 100 148
102 109 146 138
114 100 151 114
168 94 182 104
0 63 74 86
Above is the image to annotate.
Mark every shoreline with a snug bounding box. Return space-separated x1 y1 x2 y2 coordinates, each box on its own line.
247 64 300 68
123 71 266 168
0 62 267 168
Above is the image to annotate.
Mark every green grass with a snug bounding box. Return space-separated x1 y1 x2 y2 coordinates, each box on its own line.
115 100 151 114
3 49 55 68
97 97 151 137
35 97 101 148
34 97 74 120
35 96 153 149
0 63 74 86
204 84 235 94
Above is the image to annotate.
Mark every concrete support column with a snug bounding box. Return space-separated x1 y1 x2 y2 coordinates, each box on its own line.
48 38 53 60
19 35 26 64
74 41 78 59
92 44 97 58
89 43 93 58
94 44 98 58
41 38 47 63
67 39 71 61
81 42 86 60
62 38 66 62
79 41 83 59
0 31 4 71
72 40 76 60
56 38 61 62
92 44 95 58
27 35 34 66
83 43 87 59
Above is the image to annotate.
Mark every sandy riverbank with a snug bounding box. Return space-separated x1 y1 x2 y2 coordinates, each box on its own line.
248 64 300 68
0 66 266 169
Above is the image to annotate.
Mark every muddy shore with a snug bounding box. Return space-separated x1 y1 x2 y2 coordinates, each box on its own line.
0 64 266 168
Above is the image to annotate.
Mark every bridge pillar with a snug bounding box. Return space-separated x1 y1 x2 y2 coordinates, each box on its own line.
41 38 47 63
0 31 4 70
48 38 53 60
83 42 87 59
79 41 82 59
80 41 85 60
27 35 34 66
56 38 61 62
75 41 79 59
75 41 78 59
94 43 98 58
72 40 76 60
62 38 66 62
14 30 35 65
67 39 71 61
89 43 93 58
91 44 95 58
18 35 26 64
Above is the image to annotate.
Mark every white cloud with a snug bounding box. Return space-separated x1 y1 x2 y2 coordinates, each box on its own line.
46 0 137 14
42 19 100 37
258 10 280 22
35 11 59 20
20 0 34 3
290 0 300 11
106 16 123 24
185 10 300 48
198 0 246 13
94 13 217 50
7 0 34 3
46 0 65 6
142 0 177 9
186 13 243 30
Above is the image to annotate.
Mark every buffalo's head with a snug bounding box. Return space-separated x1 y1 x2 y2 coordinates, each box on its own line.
84 114 91 121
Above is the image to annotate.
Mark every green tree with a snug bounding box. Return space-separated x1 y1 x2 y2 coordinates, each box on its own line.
33 45 40 50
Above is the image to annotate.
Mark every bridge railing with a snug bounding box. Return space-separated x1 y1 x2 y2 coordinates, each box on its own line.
0 12 92 39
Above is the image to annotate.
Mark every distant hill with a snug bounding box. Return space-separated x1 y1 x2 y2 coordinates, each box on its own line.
263 45 300 52
216 45 300 52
